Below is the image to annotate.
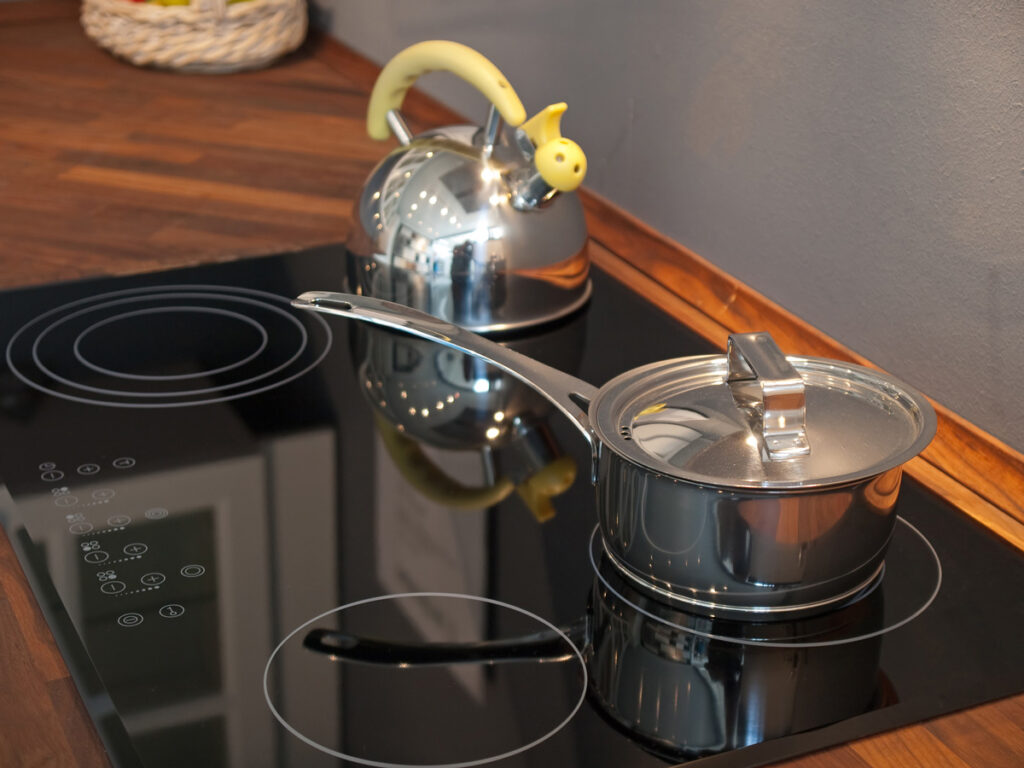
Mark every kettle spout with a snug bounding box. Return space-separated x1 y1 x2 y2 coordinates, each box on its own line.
510 103 587 210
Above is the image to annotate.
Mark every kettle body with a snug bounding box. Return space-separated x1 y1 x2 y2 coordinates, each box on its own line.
347 41 590 333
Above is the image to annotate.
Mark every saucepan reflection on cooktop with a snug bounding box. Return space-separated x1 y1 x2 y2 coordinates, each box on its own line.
292 567 902 764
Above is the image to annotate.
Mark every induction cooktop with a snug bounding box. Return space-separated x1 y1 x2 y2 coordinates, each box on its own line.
1 245 1022 768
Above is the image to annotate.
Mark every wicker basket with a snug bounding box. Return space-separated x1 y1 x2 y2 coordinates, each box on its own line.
80 0 308 74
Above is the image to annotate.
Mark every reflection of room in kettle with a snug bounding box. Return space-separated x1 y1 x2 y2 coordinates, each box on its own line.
348 120 590 334
450 242 509 326
440 159 497 214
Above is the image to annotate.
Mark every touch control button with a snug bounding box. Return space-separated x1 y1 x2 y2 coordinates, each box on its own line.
141 572 166 586
39 462 57 471
145 508 168 520
100 581 126 594
159 604 185 619
41 470 64 482
78 464 100 475
117 612 144 628
84 551 109 564
112 457 136 469
181 564 206 578
123 543 148 556
69 522 94 535
107 514 131 527
92 489 116 501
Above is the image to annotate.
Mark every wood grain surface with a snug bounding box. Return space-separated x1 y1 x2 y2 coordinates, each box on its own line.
0 3 1021 767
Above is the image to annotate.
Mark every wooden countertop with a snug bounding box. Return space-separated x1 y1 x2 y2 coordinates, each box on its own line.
1 3 1021 766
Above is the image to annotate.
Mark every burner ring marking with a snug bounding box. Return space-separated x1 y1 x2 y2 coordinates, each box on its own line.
73 306 269 382
6 284 332 408
587 518 942 649
263 591 588 768
33 292 307 398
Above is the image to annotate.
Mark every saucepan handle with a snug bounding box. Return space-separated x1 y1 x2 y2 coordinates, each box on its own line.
292 292 600 461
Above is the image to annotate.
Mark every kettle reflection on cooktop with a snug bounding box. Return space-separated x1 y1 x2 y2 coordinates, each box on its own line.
350 309 587 522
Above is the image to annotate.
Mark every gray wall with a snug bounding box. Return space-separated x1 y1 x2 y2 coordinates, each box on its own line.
317 0 1024 452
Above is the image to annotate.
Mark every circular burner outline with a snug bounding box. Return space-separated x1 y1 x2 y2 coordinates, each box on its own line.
262 591 588 768
33 292 307 397
588 516 941 649
6 284 332 408
73 305 269 381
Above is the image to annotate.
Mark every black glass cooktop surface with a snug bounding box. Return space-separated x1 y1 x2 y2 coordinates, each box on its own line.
1 245 1022 768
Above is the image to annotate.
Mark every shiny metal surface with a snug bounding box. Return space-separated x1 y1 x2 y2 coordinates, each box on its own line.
294 292 600 455
384 108 413 146
727 332 809 460
350 312 587 521
293 293 935 614
596 457 901 615
587 562 884 757
353 308 586 452
600 355 935 489
348 122 591 332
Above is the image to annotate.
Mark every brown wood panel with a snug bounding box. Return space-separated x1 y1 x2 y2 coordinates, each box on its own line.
0 3 362 290
0 538 68 683
1 4 1022 767
0 597 83 767
59 166 350 217
48 677 111 768
849 727 975 768
0 0 76 25
927 695 1024 767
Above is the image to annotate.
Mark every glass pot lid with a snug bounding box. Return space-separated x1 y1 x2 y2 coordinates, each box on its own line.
590 333 937 490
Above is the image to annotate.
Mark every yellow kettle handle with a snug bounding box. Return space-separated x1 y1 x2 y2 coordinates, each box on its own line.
367 40 527 141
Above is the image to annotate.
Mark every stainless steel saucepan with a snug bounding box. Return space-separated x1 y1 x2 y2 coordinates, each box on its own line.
293 292 937 618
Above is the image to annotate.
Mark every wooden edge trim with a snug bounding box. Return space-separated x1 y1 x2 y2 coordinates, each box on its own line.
314 34 1024 549
905 458 1024 552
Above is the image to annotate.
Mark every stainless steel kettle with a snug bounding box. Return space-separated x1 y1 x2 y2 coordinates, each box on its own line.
347 41 590 332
